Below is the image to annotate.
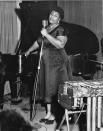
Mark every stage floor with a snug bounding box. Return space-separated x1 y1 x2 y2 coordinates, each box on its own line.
2 94 82 131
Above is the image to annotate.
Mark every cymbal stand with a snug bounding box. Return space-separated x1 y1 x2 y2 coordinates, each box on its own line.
11 54 23 104
30 37 44 121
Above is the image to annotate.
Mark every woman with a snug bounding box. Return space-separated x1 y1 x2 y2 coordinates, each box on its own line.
25 6 72 124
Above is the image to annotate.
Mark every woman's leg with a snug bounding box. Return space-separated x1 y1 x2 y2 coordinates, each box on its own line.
39 103 55 123
44 103 51 119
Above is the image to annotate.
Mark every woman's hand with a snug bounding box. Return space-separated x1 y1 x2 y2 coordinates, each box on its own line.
41 28 48 37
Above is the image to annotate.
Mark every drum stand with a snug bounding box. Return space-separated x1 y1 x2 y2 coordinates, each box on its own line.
30 38 44 121
11 55 23 104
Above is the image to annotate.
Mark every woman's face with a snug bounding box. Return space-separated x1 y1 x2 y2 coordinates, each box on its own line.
49 10 60 24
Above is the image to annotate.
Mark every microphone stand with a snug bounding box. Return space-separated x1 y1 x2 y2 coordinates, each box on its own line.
30 20 48 120
30 36 44 121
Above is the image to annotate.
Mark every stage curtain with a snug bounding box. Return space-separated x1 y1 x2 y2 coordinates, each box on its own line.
0 1 18 93
0 1 18 54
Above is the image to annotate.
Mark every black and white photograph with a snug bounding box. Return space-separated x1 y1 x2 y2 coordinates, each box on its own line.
0 0 102 131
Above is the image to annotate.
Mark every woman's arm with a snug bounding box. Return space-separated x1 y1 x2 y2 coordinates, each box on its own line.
41 28 67 49
25 41 39 56
46 34 67 49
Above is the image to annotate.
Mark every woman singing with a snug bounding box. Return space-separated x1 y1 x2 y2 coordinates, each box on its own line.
25 6 72 125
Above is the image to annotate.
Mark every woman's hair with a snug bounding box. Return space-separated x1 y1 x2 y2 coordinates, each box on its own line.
50 6 64 20
0 109 37 131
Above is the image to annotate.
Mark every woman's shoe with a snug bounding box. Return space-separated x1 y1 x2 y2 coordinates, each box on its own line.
39 118 48 123
45 119 55 124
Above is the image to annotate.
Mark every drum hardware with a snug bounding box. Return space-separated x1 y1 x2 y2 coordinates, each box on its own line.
11 74 22 104
18 54 22 74
11 54 24 104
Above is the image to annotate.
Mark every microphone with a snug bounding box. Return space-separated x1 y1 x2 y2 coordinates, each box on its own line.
42 20 48 28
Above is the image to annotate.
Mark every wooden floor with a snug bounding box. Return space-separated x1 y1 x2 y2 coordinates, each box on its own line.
1 95 86 131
